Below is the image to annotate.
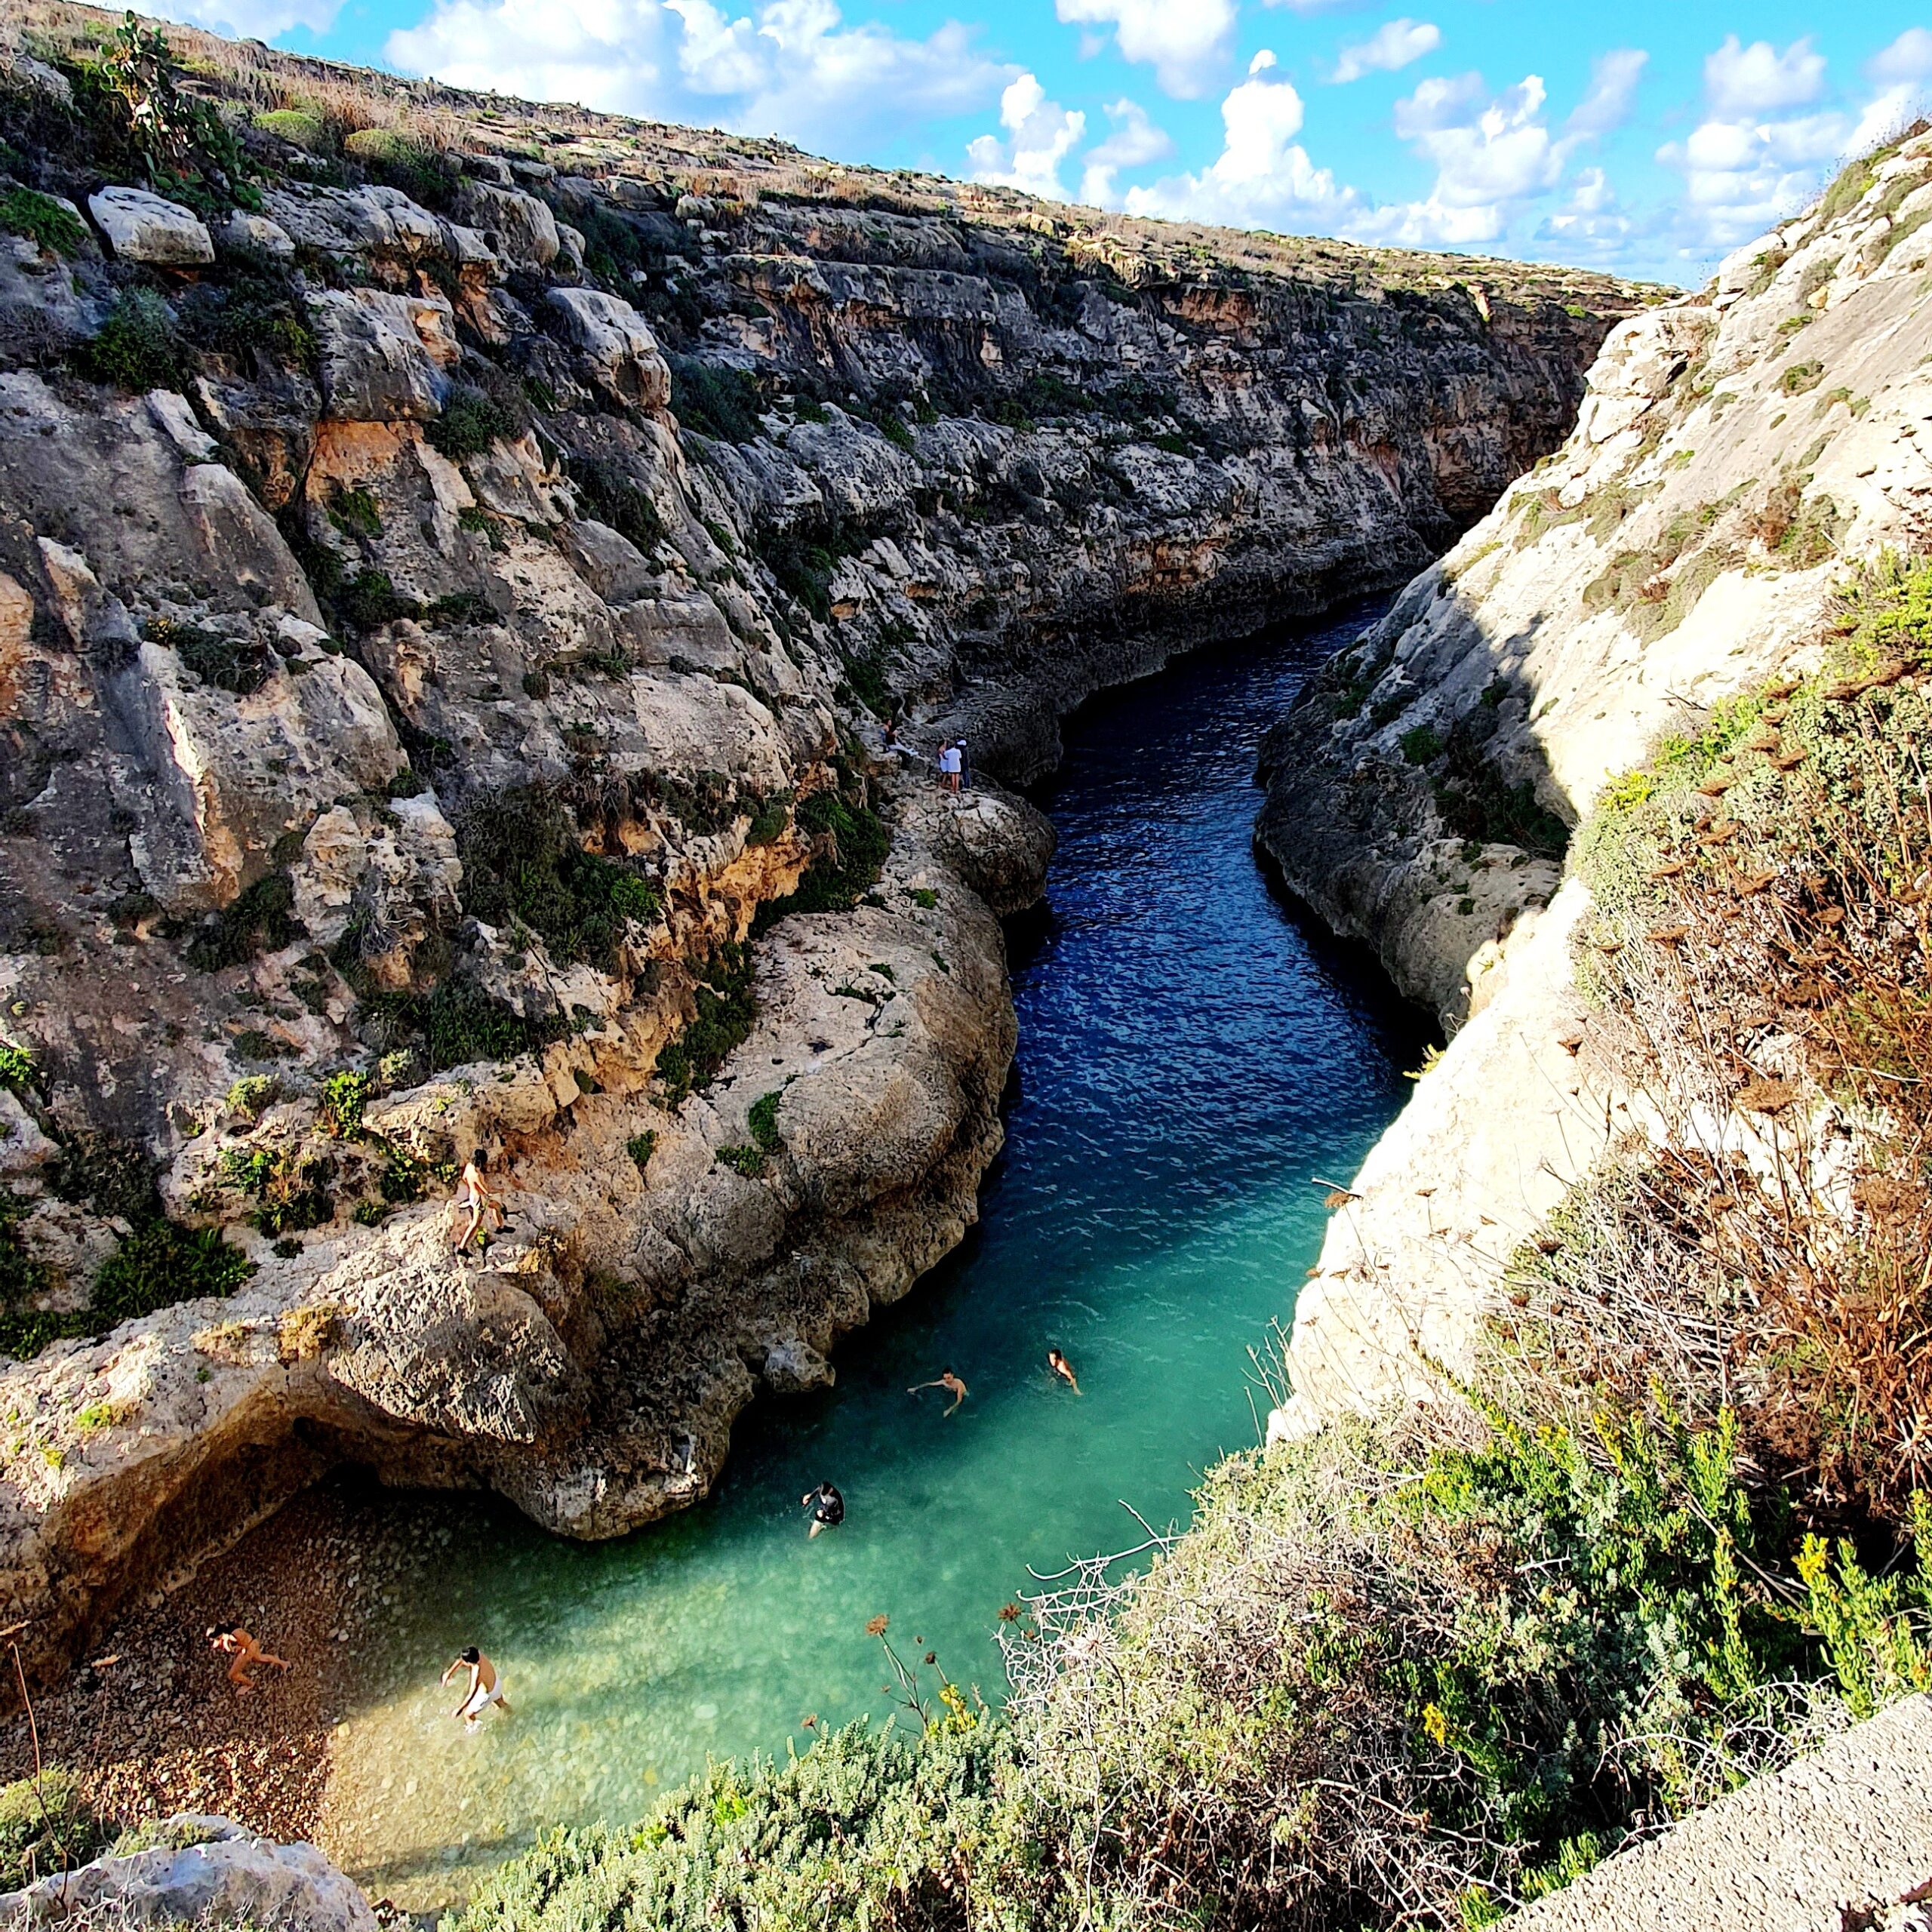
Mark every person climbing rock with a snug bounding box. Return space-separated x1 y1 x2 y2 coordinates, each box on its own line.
208 1624 289 1694
802 1481 844 1538
909 1369 969 1416
451 1149 503 1255
442 1646 512 1730
1048 1349 1081 1393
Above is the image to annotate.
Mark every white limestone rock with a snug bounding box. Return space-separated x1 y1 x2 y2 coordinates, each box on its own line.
87 186 213 266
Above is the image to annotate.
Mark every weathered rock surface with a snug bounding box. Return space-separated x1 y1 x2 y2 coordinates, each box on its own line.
86 186 212 266
0 1813 378 1927
0 11 1629 1673
1263 128 1932 1431
1505 1695 1932 1932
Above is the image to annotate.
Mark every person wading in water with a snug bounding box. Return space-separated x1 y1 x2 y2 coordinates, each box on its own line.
443 1646 512 1730
802 1481 844 1538
909 1369 969 1416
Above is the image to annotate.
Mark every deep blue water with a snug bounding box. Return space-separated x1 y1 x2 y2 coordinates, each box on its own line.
323 601 1426 1899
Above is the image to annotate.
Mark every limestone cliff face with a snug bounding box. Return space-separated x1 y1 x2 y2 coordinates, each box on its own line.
1260 128 1932 1431
0 12 1626 1668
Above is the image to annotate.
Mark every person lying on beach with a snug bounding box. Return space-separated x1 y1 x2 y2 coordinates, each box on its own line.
1048 1349 1081 1394
442 1646 512 1730
802 1481 844 1538
909 1370 969 1416
208 1624 289 1694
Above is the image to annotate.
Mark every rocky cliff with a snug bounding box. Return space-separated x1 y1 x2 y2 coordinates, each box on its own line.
1260 123 1932 1429
0 5 1630 1670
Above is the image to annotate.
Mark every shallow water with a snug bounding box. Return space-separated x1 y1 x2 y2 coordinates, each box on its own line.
320 603 1426 1903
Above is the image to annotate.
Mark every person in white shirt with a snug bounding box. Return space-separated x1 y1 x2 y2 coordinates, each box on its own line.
939 743 961 792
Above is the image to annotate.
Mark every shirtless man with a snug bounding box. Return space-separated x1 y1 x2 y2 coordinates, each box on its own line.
909 1369 968 1416
1048 1349 1081 1394
802 1481 844 1538
451 1149 503 1255
442 1646 512 1730
208 1624 289 1694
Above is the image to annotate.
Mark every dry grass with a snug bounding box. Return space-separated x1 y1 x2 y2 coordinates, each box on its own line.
1562 555 1932 1524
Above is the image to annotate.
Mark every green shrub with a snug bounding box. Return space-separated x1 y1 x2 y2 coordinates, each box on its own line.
1399 723 1444 764
343 127 452 211
75 288 186 392
0 1767 114 1891
667 355 764 441
217 1145 333 1235
363 978 569 1075
328 485 383 538
715 1142 765 1177
457 792 660 974
318 1070 369 1138
254 107 328 152
570 459 666 555
0 1041 41 1100
0 187 85 257
94 1220 255 1326
748 1089 781 1151
626 1131 657 1172
337 568 420 631
184 870 301 973
225 1075 279 1120
177 272 316 372
427 386 517 461
1780 359 1825 396
655 943 756 1104
146 617 269 697
750 786 890 934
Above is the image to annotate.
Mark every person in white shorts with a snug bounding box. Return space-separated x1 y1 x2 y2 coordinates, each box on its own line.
939 743 961 792
442 1645 512 1730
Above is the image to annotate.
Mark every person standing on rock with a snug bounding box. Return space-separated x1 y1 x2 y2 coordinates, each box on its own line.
954 739 971 790
208 1624 289 1694
451 1149 503 1256
909 1369 968 1416
938 742 961 792
443 1646 512 1730
802 1481 844 1538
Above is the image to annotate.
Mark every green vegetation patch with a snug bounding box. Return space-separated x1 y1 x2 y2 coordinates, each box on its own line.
0 1767 115 1892
457 792 660 975
0 187 85 257
750 783 891 934
183 869 302 973
654 943 756 1106
74 288 187 392
427 386 517 461
667 355 765 442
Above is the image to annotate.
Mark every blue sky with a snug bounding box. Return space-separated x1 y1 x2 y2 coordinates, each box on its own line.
158 0 1932 284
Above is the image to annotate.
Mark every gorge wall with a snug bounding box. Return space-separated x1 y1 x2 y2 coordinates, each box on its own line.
1259 123 1932 1432
0 5 1633 1672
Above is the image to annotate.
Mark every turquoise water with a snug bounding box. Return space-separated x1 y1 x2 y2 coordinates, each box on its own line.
321 605 1425 1900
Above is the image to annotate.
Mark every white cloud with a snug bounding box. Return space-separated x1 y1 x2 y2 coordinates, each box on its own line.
1350 70 1562 244
1657 32 1851 255
150 0 343 35
1054 0 1235 99
1869 27 1932 87
1078 98 1174 206
1538 165 1632 257
968 72 1086 200
386 0 1010 152
1566 47 1646 137
1329 17 1440 87
1703 34 1826 119
1123 51 1354 229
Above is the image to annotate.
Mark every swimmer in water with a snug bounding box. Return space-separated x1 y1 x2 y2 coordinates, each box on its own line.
1048 1348 1081 1393
208 1624 290 1694
442 1646 512 1730
802 1481 844 1538
909 1369 968 1417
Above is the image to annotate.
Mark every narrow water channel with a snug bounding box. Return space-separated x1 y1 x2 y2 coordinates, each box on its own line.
320 601 1427 1903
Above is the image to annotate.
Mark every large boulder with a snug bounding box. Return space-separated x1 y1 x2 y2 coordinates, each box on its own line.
455 180 559 269
308 287 460 422
87 186 213 266
545 287 672 410
0 1814 379 1928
